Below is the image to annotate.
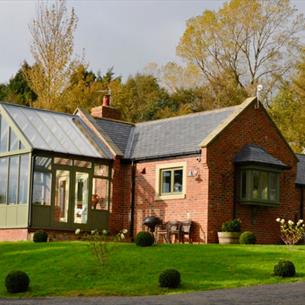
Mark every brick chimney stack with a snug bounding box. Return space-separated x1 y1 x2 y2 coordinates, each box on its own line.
91 94 121 120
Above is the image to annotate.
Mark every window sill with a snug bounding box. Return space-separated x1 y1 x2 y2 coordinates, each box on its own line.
155 194 186 201
240 200 280 207
32 204 51 207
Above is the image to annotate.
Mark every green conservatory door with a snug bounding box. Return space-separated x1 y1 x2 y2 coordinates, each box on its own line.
74 172 89 225
54 170 70 224
53 168 91 228
31 156 110 231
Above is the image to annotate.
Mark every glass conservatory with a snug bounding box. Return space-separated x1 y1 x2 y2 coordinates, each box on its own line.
0 103 112 232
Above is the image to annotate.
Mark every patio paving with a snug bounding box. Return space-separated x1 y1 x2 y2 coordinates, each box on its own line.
0 282 304 305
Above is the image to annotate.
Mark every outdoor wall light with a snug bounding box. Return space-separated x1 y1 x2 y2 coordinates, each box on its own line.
188 170 194 177
188 168 199 177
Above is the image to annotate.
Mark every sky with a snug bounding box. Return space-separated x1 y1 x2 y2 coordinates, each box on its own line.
0 0 304 83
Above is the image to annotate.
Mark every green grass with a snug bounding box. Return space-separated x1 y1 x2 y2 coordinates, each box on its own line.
0 242 305 297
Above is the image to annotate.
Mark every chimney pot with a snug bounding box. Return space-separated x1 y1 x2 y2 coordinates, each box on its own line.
102 94 110 107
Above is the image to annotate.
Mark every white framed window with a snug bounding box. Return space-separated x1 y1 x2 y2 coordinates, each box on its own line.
155 162 186 200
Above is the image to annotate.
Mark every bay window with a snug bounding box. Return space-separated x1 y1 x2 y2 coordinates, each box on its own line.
239 167 280 206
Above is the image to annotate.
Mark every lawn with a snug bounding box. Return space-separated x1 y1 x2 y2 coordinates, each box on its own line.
0 242 305 297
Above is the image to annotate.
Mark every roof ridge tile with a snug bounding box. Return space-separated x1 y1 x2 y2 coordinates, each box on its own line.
135 105 239 126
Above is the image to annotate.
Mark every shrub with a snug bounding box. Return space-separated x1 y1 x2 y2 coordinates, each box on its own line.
135 231 154 247
221 219 241 232
5 271 30 293
274 260 295 277
239 231 256 244
159 269 181 288
33 230 48 243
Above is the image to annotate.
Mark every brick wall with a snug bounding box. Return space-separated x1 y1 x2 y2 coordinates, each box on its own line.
132 155 209 242
0 229 29 241
206 102 299 244
108 159 132 235
107 102 301 244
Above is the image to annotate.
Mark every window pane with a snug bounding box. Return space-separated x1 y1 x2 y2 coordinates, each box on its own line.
161 170 172 194
74 160 92 168
54 170 70 222
173 169 183 192
9 128 19 151
252 170 259 199
18 155 29 204
74 172 89 223
241 171 247 199
35 156 52 171
94 164 109 176
92 178 109 210
0 117 9 153
260 172 268 200
269 173 278 201
54 157 72 166
8 156 18 204
0 157 8 203
32 172 52 206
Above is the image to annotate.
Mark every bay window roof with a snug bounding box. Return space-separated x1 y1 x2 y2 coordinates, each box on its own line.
234 144 288 169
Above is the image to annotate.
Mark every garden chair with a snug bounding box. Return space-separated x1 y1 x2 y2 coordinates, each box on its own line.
180 220 192 243
156 222 169 243
168 221 181 243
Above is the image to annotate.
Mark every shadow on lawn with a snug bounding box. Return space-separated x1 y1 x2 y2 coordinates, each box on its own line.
180 265 304 293
212 245 305 259
1 244 73 258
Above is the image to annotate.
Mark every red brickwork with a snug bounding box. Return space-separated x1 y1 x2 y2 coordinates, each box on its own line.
206 102 299 244
90 100 303 244
132 155 209 242
0 229 29 241
108 159 132 234
121 102 301 244
91 105 121 120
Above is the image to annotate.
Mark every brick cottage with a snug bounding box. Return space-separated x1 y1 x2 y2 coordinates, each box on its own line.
0 96 304 243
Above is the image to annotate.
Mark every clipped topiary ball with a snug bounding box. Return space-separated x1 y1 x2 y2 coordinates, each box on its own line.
239 231 256 244
33 230 48 243
159 269 181 288
274 260 295 277
135 231 154 247
5 271 30 293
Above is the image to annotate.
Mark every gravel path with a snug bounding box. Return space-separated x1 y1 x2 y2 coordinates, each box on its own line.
0 282 304 305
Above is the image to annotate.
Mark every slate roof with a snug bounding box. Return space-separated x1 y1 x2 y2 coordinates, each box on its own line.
90 97 259 161
296 154 305 185
1 103 112 159
124 106 239 160
234 144 288 169
94 118 134 156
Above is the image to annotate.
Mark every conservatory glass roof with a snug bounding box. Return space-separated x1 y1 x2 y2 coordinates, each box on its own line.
1 103 112 159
